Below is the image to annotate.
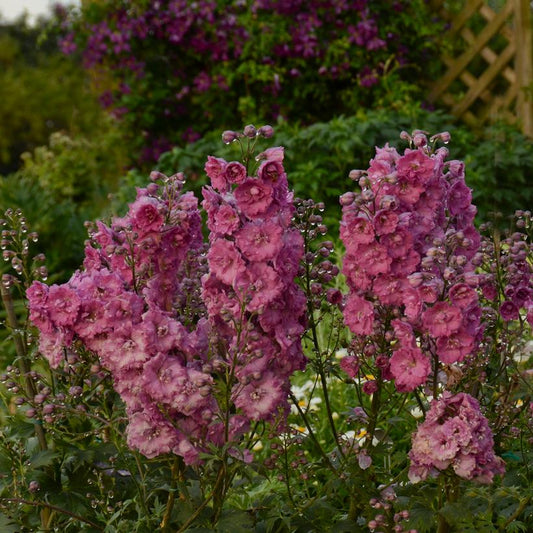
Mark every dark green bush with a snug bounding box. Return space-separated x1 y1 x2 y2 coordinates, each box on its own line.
0 128 127 278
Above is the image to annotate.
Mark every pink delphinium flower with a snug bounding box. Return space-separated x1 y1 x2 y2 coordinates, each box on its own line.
389 346 431 392
208 239 246 286
422 301 462 338
339 355 360 379
340 213 375 249
499 300 519 321
233 371 286 421
436 329 475 364
46 285 81 327
373 209 399 235
212 203 240 235
235 220 284 262
343 294 374 335
234 178 274 218
258 159 285 182
204 155 228 191
224 161 247 184
130 196 164 234
409 392 505 484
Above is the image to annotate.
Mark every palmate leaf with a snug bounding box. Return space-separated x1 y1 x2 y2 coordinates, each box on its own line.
407 500 438 533
28 449 59 470
505 520 529 533
0 512 18 533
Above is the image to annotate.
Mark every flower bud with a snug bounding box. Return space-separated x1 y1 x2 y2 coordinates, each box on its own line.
222 130 238 144
348 169 363 181
243 124 257 137
258 125 274 138
340 192 355 206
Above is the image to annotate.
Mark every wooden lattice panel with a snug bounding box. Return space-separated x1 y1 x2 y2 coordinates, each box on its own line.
428 0 532 136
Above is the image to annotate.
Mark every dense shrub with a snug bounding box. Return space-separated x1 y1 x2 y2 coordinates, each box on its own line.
58 0 446 163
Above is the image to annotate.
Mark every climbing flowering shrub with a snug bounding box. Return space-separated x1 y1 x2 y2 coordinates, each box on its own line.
55 0 445 162
0 126 531 532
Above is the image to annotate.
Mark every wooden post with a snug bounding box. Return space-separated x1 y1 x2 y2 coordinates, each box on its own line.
515 0 533 136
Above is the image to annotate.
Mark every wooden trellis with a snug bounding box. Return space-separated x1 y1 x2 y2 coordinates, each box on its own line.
428 0 533 136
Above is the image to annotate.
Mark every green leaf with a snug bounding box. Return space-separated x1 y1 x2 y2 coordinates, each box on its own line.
216 509 254 533
0 512 19 533
28 449 59 469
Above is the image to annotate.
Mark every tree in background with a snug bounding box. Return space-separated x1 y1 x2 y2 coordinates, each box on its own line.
0 13 122 175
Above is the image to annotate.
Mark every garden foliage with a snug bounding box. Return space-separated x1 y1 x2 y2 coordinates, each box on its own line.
57 0 445 162
0 126 531 532
0 15 116 175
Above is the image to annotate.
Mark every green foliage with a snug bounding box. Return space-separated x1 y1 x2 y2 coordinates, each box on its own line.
0 128 126 277
139 111 533 233
458 122 533 223
0 17 114 175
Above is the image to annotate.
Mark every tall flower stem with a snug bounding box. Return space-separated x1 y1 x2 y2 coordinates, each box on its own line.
160 457 184 531
1 284 50 530
437 474 459 533
304 252 343 457
289 392 337 474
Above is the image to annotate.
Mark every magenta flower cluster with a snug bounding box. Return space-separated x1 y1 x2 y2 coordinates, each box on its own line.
409 392 505 483
27 174 213 462
202 144 307 423
27 142 306 464
340 132 483 392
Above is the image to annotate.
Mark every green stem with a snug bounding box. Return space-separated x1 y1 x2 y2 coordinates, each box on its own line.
437 476 459 533
366 370 382 448
0 498 103 530
304 258 343 456
176 461 226 533
160 457 183 532
1 285 50 530
289 392 338 475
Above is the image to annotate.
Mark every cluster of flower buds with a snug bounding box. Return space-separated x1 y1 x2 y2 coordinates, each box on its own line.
1 209 46 290
293 198 341 309
477 211 533 326
222 124 274 144
367 486 414 533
